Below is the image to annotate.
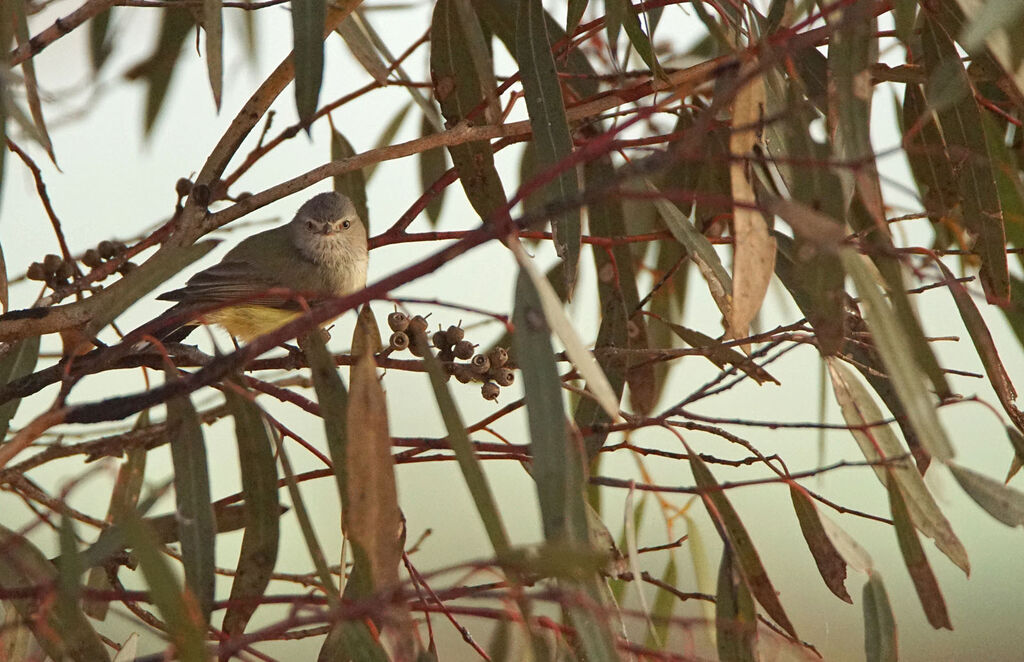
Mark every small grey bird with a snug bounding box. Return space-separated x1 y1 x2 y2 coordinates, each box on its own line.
153 191 368 343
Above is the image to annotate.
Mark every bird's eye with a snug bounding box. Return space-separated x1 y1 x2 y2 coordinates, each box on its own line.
342 220 351 229
306 220 315 231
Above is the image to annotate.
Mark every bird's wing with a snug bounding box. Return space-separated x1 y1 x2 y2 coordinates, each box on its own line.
156 260 305 310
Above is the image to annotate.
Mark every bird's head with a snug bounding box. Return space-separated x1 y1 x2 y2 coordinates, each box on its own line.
293 191 362 237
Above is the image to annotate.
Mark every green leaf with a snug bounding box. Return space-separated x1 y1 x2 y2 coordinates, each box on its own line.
567 0 588 34
715 547 758 662
902 82 960 232
647 556 677 649
685 441 797 638
935 258 1024 434
331 127 370 226
11 0 55 163
513 243 621 421
221 382 281 643
203 0 223 108
949 462 1024 527
624 491 660 644
474 0 599 100
959 0 1024 52
366 102 411 181
839 249 955 461
302 330 349 503
336 10 389 83
891 0 916 44
0 335 39 440
0 526 111 662
826 0 880 216
344 10 443 126
516 0 581 295
513 270 587 543
431 0 508 221
88 7 115 72
418 115 449 226
165 369 215 625
132 8 193 136
661 321 778 385
918 11 1008 303
645 178 732 321
887 477 952 629
114 503 207 662
292 0 327 127
789 486 851 603
574 157 633 457
774 234 927 466
862 573 898 662
84 415 147 620
606 0 664 78
826 357 969 573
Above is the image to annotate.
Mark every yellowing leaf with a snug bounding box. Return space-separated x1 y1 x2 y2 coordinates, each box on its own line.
728 64 775 343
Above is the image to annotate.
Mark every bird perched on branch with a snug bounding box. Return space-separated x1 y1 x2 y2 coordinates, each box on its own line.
148 191 368 343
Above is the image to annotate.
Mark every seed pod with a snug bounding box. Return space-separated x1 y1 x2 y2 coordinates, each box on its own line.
493 367 515 387
444 324 465 345
432 329 449 350
118 261 138 275
488 347 509 367
454 339 475 360
27 262 47 281
387 311 409 332
470 354 490 374
112 241 128 255
389 331 410 351
82 249 102 268
175 178 193 197
481 382 500 401
97 241 116 259
438 347 455 363
408 315 429 335
42 254 63 274
408 337 426 357
58 260 76 280
453 364 475 384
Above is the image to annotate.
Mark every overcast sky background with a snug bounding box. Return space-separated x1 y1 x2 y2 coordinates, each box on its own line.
3 2 1024 660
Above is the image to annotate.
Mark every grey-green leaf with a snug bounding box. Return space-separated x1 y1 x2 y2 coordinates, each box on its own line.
0 335 39 441
516 0 580 295
222 382 281 643
165 370 216 625
863 573 898 662
292 0 327 128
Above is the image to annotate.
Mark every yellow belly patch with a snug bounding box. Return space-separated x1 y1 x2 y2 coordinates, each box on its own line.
201 306 302 342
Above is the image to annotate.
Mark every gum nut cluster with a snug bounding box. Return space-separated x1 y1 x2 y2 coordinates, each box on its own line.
386 311 514 401
27 240 135 291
